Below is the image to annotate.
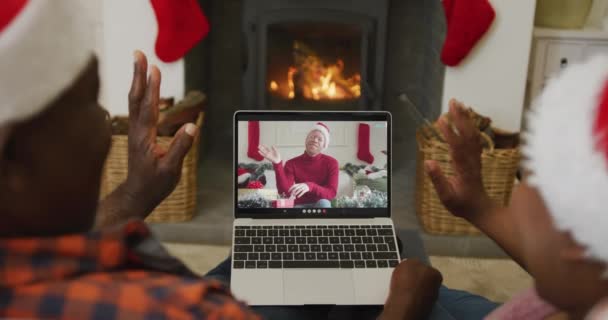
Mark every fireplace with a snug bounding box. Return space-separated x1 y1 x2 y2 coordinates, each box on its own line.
242 0 389 110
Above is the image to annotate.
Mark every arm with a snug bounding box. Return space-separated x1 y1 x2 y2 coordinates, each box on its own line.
452 187 527 270
425 99 527 269
378 259 443 320
306 159 338 199
273 160 295 197
95 51 197 229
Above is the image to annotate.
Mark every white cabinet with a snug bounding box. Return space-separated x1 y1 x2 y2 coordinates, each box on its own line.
527 28 608 109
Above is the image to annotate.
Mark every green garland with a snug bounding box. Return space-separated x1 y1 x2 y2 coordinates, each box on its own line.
238 162 273 181
237 192 270 208
333 190 388 208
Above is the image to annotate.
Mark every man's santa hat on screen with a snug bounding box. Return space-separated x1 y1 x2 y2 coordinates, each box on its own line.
524 54 608 265
0 0 94 126
309 122 330 150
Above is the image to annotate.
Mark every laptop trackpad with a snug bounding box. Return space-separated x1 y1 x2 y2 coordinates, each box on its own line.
284 269 355 305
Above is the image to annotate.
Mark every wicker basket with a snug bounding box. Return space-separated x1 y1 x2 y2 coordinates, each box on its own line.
100 113 204 223
415 125 521 235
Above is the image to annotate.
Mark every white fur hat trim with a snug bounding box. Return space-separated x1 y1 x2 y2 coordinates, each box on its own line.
0 0 95 126
524 54 608 264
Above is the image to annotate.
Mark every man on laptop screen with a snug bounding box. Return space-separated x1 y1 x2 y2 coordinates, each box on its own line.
237 120 388 212
259 122 337 208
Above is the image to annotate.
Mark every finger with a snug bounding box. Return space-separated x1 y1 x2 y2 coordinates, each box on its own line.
424 160 454 203
437 116 459 148
128 50 148 121
139 65 161 140
292 185 303 195
288 184 297 193
294 186 305 198
450 99 475 139
271 146 279 154
160 123 197 172
258 145 268 155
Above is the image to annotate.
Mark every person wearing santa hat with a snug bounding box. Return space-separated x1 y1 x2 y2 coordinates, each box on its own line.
0 1 451 319
0 0 264 318
258 122 339 208
425 55 608 319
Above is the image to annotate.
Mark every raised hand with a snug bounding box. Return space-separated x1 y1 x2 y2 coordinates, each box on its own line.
258 144 281 164
424 99 492 221
95 50 198 228
288 183 310 198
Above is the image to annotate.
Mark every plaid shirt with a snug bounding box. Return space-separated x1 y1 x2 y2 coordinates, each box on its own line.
0 220 260 320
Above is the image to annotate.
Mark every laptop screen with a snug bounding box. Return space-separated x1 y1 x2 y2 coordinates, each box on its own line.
234 111 391 218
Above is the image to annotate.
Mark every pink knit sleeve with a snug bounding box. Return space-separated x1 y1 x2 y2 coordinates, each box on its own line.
484 287 557 320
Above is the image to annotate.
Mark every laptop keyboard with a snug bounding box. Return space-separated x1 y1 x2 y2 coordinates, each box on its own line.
232 225 400 269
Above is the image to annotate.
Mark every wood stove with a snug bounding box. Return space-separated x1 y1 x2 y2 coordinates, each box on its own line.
242 0 388 110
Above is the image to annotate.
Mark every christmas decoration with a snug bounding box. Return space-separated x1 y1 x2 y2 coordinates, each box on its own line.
237 167 252 187
246 180 264 189
357 123 375 164
342 163 383 177
247 121 265 161
366 169 387 180
0 0 95 126
271 198 295 208
334 190 388 208
151 0 210 63
354 185 372 200
441 0 495 66
524 55 608 265
238 162 272 184
238 193 270 209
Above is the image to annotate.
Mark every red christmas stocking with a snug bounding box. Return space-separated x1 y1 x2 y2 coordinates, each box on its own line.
247 121 264 161
357 123 375 164
441 0 495 66
150 0 210 63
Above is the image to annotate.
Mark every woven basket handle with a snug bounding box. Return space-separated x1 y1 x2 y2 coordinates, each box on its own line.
480 132 495 152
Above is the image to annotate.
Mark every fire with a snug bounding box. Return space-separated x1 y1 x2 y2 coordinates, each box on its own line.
269 41 361 101
270 81 278 91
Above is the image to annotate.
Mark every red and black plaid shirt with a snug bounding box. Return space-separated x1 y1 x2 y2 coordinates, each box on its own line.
0 220 260 320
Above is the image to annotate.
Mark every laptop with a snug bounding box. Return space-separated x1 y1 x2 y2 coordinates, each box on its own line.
231 111 400 305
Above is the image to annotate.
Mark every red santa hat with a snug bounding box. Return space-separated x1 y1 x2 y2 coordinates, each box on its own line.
0 0 94 126
310 122 330 150
524 54 608 265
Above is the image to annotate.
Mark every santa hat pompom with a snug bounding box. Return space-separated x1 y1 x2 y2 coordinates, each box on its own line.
524 54 608 264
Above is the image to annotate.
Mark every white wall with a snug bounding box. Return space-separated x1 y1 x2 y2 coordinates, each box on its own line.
95 0 185 116
237 121 388 168
441 0 537 131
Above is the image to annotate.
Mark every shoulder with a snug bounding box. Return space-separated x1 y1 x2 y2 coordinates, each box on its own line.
321 154 339 167
286 154 304 165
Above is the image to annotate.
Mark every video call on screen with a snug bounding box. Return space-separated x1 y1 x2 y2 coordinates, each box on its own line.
237 121 388 210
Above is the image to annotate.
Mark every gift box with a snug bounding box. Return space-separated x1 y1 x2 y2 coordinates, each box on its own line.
272 199 295 208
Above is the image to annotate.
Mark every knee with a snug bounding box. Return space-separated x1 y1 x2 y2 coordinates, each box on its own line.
316 199 332 208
